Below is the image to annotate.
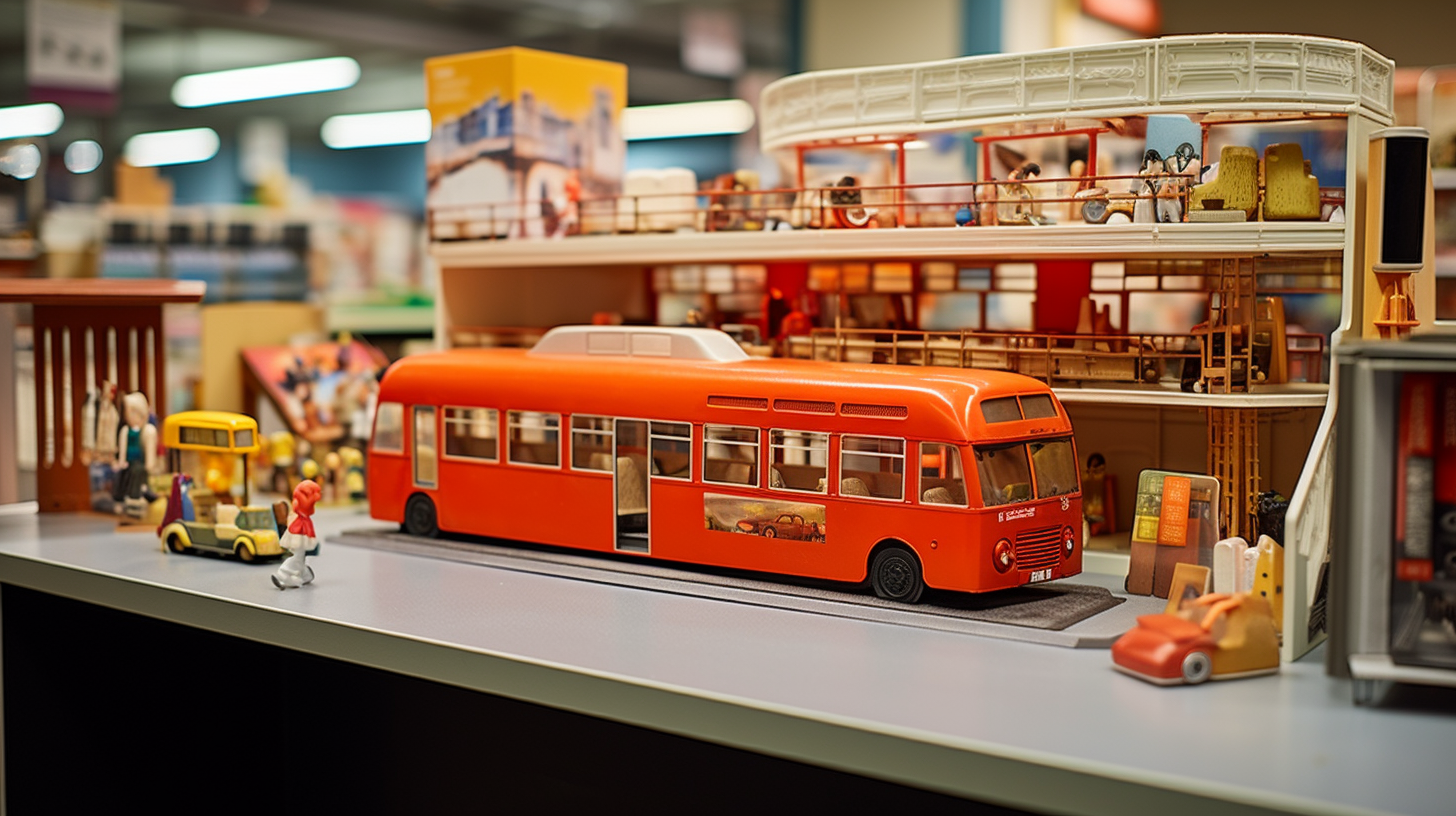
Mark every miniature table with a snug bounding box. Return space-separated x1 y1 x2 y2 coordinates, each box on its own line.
0 505 1450 815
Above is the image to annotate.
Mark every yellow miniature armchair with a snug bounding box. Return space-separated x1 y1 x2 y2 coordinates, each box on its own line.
1190 145 1259 219
1261 143 1321 220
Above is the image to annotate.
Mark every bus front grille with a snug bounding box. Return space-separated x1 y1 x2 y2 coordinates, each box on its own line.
1015 526 1063 571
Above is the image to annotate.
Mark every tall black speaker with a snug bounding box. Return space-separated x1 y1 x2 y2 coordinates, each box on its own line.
1366 127 1432 338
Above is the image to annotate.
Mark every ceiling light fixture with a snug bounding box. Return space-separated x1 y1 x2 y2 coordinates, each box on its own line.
171 57 361 108
124 128 220 167
64 140 104 174
321 109 431 150
621 99 755 141
0 103 65 140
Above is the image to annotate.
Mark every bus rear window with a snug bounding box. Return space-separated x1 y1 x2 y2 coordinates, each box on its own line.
974 442 1032 506
373 402 404 452
1020 394 1058 419
980 397 1022 424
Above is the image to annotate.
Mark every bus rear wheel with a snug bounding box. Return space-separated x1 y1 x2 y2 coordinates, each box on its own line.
404 494 439 538
870 546 925 604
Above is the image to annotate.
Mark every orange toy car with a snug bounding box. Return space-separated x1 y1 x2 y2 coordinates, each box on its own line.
1111 593 1279 685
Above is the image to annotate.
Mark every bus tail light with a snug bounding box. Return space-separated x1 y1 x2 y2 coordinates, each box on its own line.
993 538 1014 573
1063 526 1076 559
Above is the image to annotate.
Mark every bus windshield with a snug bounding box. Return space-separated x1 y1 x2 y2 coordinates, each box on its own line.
974 436 1078 507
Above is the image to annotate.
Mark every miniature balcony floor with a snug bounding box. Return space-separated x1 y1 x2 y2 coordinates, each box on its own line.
1 505 1453 816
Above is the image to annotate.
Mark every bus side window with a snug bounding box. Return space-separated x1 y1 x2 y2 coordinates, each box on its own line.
571 415 614 471
769 430 828 493
650 422 692 480
703 425 758 486
840 435 904 500
414 406 437 488
919 442 967 506
508 411 561 467
444 407 498 461
974 442 1032 507
374 402 404 452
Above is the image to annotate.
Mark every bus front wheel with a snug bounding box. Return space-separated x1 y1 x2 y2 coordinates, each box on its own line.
870 546 925 604
404 494 440 538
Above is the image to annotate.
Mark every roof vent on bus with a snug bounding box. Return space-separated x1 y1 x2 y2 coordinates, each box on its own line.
774 398 835 415
528 326 750 362
841 403 908 419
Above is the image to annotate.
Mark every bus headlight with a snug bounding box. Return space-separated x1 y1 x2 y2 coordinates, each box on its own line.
993 538 1014 573
1063 526 1076 558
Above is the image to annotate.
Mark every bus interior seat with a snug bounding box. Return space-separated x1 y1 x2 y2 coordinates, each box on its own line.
1002 483 1032 503
588 451 614 471
922 486 957 505
770 467 786 489
215 504 240 527
840 477 871 497
616 456 648 515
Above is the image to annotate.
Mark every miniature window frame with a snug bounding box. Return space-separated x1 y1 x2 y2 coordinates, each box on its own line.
570 415 615 472
649 421 692 480
918 442 969 508
839 434 905 501
443 406 499 462
506 410 562 468
768 429 829 494
372 401 405 453
702 424 759 487
413 406 438 489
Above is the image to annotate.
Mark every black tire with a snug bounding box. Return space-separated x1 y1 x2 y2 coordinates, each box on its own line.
234 537 257 563
166 534 188 554
762 527 777 539
404 494 440 538
1181 650 1213 684
870 546 925 604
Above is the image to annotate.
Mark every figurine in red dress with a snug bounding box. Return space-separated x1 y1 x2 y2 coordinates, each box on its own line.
272 479 321 589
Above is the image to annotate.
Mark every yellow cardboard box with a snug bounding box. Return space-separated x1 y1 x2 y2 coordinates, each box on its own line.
425 47 626 239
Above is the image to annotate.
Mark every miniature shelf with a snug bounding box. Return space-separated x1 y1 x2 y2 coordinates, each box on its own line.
760 34 1394 151
1 508 1452 816
432 222 1347 270
1053 383 1329 409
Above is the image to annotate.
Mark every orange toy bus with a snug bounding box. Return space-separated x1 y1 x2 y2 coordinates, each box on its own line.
369 326 1082 602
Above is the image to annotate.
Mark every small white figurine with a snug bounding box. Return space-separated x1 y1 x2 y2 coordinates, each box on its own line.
272 479 320 589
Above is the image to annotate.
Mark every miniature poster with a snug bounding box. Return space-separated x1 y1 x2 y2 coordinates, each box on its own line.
1128 470 1221 598
704 493 827 543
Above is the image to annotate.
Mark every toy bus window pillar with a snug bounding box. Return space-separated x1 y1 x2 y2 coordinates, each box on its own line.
444 407 499 461
703 425 759 486
840 435 905 500
1028 437 1079 498
413 406 437 488
373 402 404 453
919 443 968 506
571 415 614 471
507 411 561 467
649 422 692 479
769 430 828 493
974 442 1033 507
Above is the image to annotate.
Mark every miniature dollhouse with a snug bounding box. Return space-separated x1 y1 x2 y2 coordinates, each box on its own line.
423 35 1435 660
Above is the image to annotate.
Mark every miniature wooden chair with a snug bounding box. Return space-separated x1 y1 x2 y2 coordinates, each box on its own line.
1190 145 1259 219
1261 143 1321 220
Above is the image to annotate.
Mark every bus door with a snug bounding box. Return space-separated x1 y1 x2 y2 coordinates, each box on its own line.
613 419 650 552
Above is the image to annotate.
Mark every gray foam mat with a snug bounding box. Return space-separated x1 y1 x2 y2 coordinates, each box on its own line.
335 528 1148 648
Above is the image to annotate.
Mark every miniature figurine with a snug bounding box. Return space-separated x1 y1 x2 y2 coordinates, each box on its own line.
273 479 321 589
112 391 158 518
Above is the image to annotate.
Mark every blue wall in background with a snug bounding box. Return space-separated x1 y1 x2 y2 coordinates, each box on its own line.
159 137 427 213
626 136 736 182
